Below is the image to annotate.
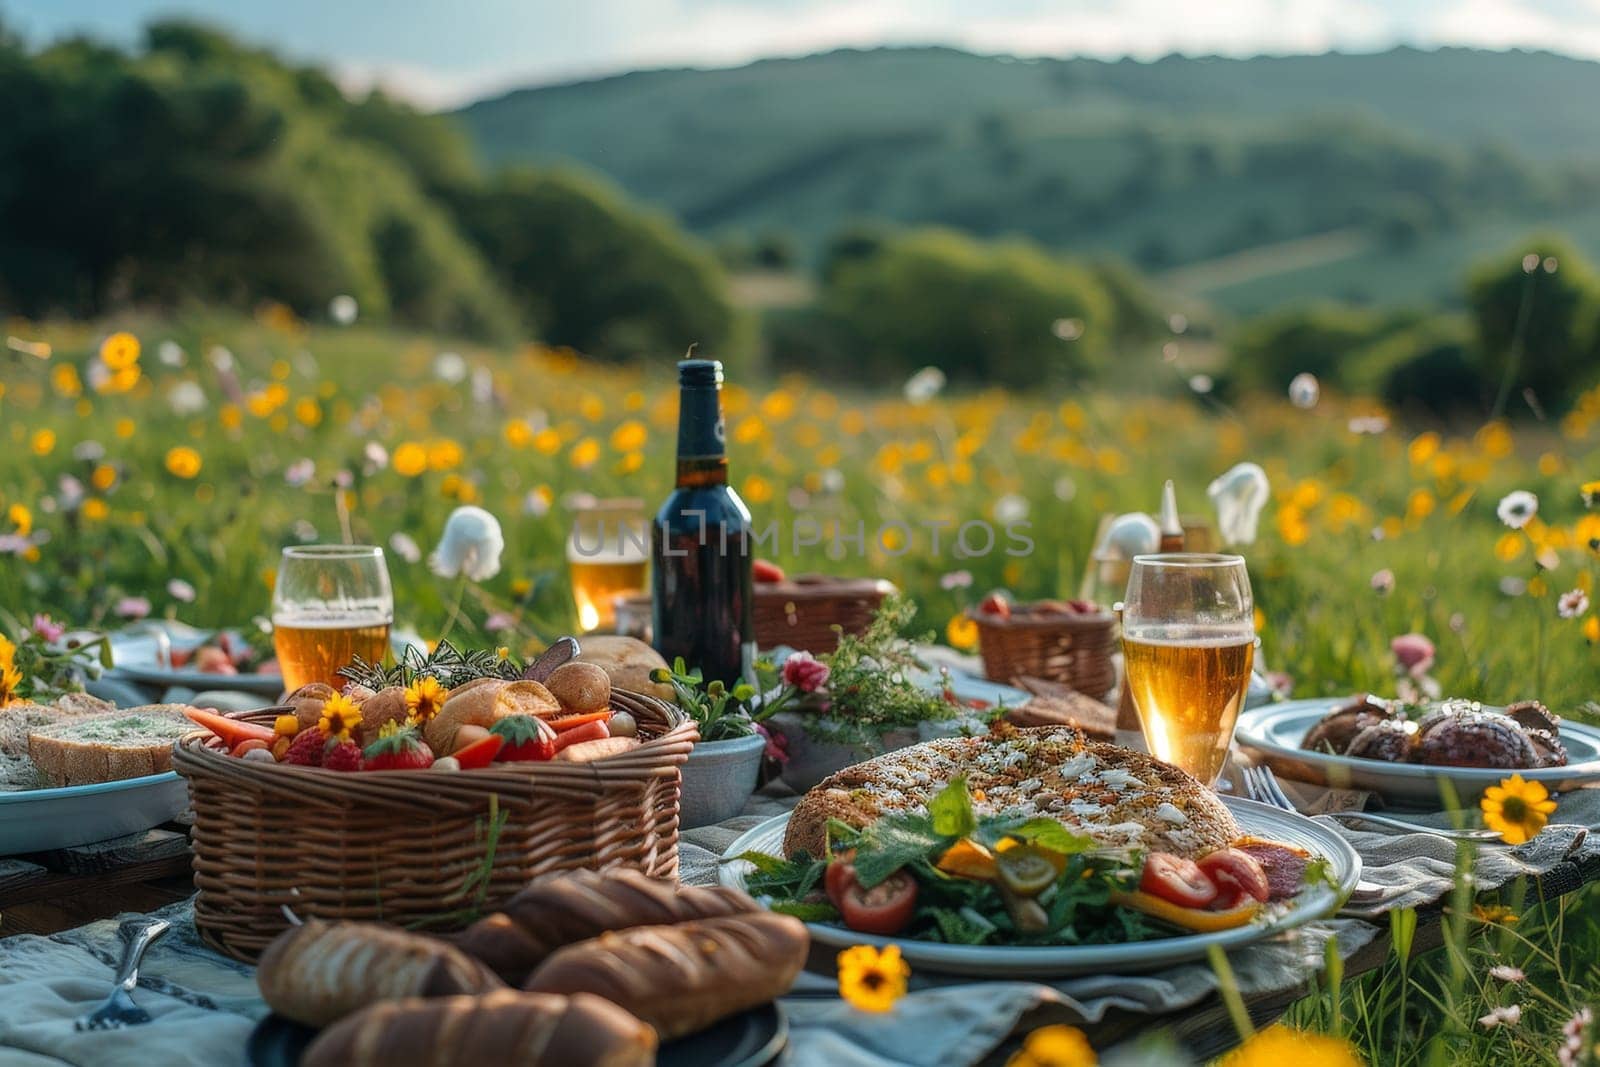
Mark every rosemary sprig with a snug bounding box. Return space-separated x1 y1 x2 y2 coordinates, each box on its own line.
341 640 525 691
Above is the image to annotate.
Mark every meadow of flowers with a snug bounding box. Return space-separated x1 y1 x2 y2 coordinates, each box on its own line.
3 307 1600 1063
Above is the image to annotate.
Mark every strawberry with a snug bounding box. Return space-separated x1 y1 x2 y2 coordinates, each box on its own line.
453 733 505 770
490 715 557 762
363 724 435 771
322 739 363 772
281 727 327 766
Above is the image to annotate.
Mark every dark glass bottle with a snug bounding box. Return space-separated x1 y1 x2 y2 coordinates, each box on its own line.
651 359 756 686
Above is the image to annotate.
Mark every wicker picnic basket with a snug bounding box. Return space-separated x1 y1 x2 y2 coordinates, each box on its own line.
172 689 695 963
970 607 1118 699
753 576 895 653
617 575 895 654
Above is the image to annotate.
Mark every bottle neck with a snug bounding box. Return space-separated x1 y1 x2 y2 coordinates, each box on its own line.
676 384 727 488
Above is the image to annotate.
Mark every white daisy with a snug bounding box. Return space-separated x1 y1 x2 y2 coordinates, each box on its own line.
1558 590 1590 619
1478 1003 1521 1029
429 506 504 582
1497 490 1538 529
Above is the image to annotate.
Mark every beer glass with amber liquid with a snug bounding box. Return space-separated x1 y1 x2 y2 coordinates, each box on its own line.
567 499 649 632
1121 553 1253 785
272 545 393 690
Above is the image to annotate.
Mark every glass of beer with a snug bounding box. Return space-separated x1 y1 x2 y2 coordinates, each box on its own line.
1121 553 1254 786
272 545 393 690
567 499 649 632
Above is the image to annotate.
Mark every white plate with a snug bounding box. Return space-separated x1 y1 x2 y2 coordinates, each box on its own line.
0 772 189 855
719 797 1359 977
107 625 284 697
1235 698 1600 808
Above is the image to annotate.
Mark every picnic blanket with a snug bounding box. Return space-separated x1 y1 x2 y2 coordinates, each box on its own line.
4 788 1599 1067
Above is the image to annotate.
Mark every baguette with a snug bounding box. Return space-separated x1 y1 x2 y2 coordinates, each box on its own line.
256 919 502 1027
450 868 757 985
301 989 656 1067
524 912 809 1040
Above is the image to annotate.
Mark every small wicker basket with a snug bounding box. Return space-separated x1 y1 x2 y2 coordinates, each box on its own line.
753 576 895 653
970 608 1117 699
616 576 895 654
172 690 694 963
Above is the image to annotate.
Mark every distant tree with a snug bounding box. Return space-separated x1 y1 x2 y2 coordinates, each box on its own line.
1229 304 1425 391
751 232 797 271
818 227 1113 386
1466 235 1600 412
342 90 481 195
450 168 739 360
820 225 889 284
1349 316 1485 416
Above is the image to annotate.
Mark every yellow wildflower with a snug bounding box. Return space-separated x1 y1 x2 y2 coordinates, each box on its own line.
1586 616 1600 644
570 437 601 469
426 438 463 471
0 653 22 708
1471 903 1518 926
533 428 561 455
91 464 116 491
1582 480 1600 509
164 446 202 479
99 332 140 371
1407 431 1439 466
1007 1025 1097 1067
317 694 363 742
294 397 322 427
51 363 82 397
1218 1026 1364 1067
946 613 979 651
82 499 109 522
393 442 428 477
610 419 648 452
404 677 447 727
504 420 533 448
31 429 55 456
1481 774 1557 844
1494 532 1525 562
836 944 909 1013
9 503 33 536
742 475 774 504
114 418 135 438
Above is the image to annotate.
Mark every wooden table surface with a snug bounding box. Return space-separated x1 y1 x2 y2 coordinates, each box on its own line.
4 825 1599 1064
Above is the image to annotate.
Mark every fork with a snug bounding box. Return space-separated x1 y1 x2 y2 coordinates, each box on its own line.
74 918 171 1031
1241 765 1505 843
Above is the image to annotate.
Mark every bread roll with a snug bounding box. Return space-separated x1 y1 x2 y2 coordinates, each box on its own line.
425 679 561 754
256 919 501 1027
524 912 809 1040
546 662 611 713
287 684 338 730
575 636 673 700
358 686 409 741
301 990 656 1067
450 868 756 985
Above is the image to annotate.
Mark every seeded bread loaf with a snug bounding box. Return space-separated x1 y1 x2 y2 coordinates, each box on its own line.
26 705 197 786
783 724 1239 860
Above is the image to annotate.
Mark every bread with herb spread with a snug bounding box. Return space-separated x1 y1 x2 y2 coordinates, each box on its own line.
26 705 198 786
784 724 1238 860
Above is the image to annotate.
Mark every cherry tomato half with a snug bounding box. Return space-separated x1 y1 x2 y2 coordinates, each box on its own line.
978 593 1011 619
824 849 858 906
837 870 918 936
1197 848 1270 909
1140 852 1218 908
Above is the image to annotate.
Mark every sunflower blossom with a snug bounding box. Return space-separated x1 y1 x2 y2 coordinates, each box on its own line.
1218 1025 1364 1067
837 944 909 1013
318 693 363 742
1481 773 1558 844
404 676 446 727
1007 1024 1097 1067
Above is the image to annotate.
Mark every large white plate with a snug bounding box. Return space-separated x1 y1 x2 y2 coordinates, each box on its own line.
107 625 284 697
719 797 1359 977
0 772 189 855
1235 698 1600 808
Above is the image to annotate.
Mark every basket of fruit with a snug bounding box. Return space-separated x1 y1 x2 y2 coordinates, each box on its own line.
171 640 696 963
968 595 1117 698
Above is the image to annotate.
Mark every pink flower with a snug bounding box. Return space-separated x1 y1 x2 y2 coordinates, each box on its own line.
1370 569 1395 596
115 596 151 620
1477 1003 1520 1029
781 651 830 693
485 611 518 633
31 614 64 642
1391 633 1435 677
754 722 790 764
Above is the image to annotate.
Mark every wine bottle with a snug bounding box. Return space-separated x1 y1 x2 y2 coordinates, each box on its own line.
650 358 756 686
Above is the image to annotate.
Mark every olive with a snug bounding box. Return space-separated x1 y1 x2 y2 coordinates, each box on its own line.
997 845 1059 897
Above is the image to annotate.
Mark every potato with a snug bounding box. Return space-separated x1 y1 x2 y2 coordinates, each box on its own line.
358 686 409 743
574 637 672 701
287 684 338 730
546 662 612 714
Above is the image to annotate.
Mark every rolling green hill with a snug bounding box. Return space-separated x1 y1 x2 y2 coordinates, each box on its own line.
455 46 1600 314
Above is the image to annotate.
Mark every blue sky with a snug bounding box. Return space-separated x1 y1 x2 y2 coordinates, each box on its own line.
5 0 1600 107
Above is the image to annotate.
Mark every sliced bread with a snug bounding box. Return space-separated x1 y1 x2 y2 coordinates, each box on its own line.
27 705 197 787
0 692 116 757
